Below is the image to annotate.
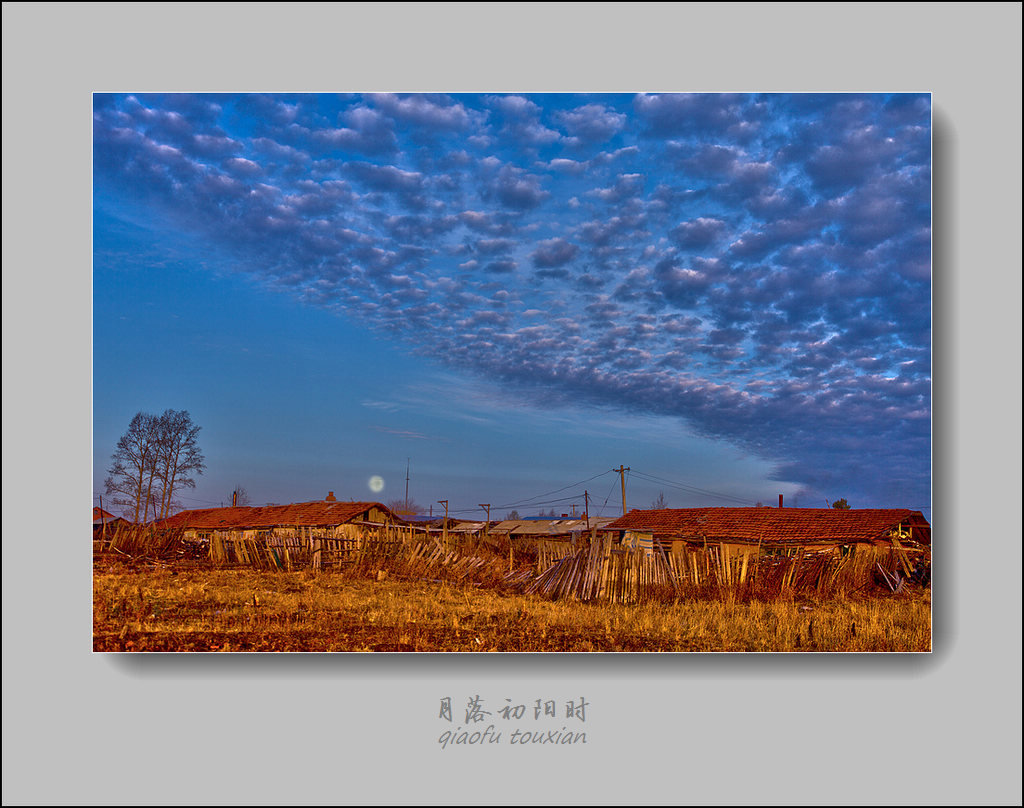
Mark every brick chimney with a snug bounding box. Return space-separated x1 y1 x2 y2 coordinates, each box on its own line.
326 491 337 502
778 494 784 508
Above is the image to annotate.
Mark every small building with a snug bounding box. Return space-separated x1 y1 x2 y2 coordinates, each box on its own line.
489 517 619 542
488 517 621 569
93 506 128 537
159 496 406 542
603 507 930 552
528 506 933 599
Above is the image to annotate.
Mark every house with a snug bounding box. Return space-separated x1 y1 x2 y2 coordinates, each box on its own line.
602 507 930 552
540 506 933 597
93 506 128 537
487 516 622 569
489 517 619 542
158 495 407 542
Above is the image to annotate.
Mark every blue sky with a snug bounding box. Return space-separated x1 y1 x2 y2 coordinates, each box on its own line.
93 92 931 518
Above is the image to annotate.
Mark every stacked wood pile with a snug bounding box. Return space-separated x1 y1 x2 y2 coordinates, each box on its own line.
98 524 201 561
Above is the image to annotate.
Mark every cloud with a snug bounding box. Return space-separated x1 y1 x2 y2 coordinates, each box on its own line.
365 93 475 130
670 217 728 249
482 259 517 274
311 105 398 155
482 165 550 210
531 238 579 268
554 103 626 143
485 94 562 146
94 92 932 507
634 93 750 137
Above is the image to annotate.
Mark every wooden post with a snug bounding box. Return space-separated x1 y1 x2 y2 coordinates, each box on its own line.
479 503 490 540
438 500 449 552
98 495 107 542
616 466 630 515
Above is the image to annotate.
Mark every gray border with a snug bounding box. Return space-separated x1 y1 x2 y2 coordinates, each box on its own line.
3 2 1021 805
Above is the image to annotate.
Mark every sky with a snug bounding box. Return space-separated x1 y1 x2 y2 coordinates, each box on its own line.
93 92 931 519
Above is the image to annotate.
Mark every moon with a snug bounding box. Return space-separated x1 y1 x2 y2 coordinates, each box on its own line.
368 475 385 493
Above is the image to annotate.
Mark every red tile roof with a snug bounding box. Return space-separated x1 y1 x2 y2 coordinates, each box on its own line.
604 508 930 546
159 501 400 530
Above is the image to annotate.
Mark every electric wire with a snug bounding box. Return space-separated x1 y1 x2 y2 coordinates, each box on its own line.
628 468 759 506
496 470 615 510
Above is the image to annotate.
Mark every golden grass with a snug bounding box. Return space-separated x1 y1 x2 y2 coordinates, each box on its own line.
93 560 930 652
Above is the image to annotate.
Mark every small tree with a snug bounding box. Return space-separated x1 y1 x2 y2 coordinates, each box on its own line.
831 498 851 510
651 491 668 509
387 497 421 515
506 510 520 520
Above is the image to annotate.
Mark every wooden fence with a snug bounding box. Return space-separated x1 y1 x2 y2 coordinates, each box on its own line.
522 533 924 603
209 524 410 571
175 522 925 602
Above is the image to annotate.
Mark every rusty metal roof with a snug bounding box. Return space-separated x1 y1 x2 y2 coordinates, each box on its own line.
603 508 930 545
490 517 619 537
93 506 126 526
159 501 401 530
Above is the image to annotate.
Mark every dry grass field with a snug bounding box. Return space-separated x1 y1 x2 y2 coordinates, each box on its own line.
93 556 930 652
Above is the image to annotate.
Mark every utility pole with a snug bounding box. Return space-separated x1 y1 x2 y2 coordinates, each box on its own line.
615 465 630 516
438 500 449 550
405 458 410 511
478 503 490 540
584 490 590 531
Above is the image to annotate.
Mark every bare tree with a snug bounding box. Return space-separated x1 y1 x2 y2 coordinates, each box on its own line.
154 409 205 519
104 412 160 523
231 486 252 507
105 410 205 522
651 491 668 509
386 497 420 515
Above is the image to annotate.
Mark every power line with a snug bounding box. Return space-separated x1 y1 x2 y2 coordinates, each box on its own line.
591 475 621 519
628 469 759 506
496 470 615 510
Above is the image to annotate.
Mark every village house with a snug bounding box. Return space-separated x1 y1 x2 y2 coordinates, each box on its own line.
158 493 407 542
521 506 933 600
93 505 128 538
602 507 930 553
489 516 619 543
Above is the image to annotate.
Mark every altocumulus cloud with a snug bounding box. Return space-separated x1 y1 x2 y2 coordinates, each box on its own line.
94 92 931 507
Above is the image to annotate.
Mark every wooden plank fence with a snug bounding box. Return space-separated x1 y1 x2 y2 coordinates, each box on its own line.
200 522 926 602
519 533 924 603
